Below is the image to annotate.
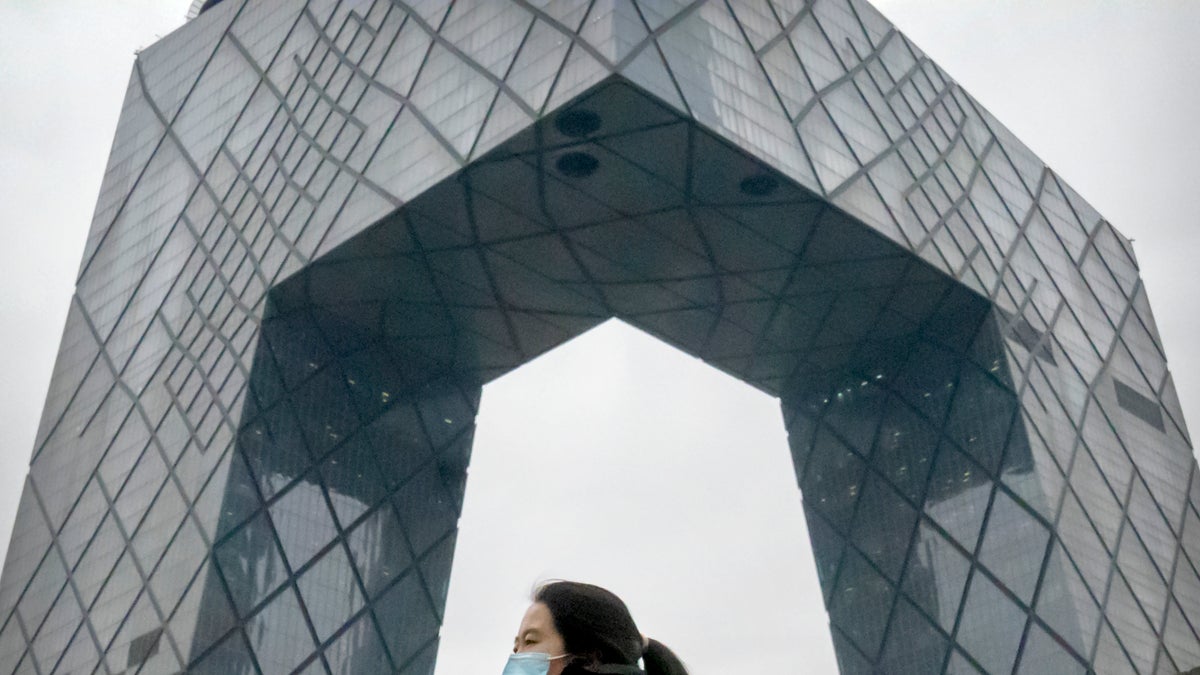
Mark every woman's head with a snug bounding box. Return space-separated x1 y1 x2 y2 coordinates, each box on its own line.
508 581 688 675
512 601 569 674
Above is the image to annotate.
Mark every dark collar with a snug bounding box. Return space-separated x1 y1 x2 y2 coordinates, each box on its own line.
565 665 645 675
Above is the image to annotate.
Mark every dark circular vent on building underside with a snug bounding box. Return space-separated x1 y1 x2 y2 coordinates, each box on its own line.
554 108 602 137
740 174 779 196
556 151 599 178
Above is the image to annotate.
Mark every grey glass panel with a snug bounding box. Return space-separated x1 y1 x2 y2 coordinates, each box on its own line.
850 473 918 582
268 475 339 572
978 490 1050 605
879 598 949 673
392 465 460 558
190 627 256 675
245 585 318 675
1114 378 1166 432
345 503 413 600
215 511 290 617
925 443 990 551
831 626 873 675
1162 597 1200 671
372 571 440 669
210 450 264 542
238 402 311 503
904 521 971 633
52 620 99 674
946 649 986 675
19 546 69 633
0 620 26 674
178 561 238 664
891 342 958 423
802 429 868 534
1093 619 1139 674
324 611 392 674
1018 621 1087 674
872 396 939 503
295 544 364 643
821 379 889 453
830 549 893 657
1035 544 1100 659
804 506 846 603
319 436 384 528
957 573 1026 675
945 365 1016 477
364 402 437 489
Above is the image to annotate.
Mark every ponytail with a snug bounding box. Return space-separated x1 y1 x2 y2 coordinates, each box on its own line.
642 638 688 675
533 581 690 675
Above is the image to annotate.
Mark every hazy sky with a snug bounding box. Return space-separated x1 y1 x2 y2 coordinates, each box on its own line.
0 2 1197 673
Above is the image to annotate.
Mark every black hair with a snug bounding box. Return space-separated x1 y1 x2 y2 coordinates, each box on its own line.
534 581 689 675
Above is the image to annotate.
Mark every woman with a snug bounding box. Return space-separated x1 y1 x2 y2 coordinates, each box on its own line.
503 581 690 675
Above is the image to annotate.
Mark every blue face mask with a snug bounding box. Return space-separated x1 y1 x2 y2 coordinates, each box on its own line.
502 652 568 675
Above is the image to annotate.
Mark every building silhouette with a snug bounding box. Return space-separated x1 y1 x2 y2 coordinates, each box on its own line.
1 0 1198 673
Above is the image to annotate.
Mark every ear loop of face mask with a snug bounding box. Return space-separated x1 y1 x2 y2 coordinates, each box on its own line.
502 651 569 675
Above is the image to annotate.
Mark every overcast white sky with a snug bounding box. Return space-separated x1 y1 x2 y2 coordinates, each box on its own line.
0 2 1197 673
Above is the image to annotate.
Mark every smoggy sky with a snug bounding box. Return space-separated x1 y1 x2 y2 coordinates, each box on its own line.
1 2 1197 673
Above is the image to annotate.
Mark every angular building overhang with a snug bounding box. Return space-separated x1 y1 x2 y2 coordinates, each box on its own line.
278 78 979 397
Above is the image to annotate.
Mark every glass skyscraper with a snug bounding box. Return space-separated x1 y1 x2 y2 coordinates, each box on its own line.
2 1 1198 673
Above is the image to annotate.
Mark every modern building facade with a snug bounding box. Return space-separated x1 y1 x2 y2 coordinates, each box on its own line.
2 1 1198 673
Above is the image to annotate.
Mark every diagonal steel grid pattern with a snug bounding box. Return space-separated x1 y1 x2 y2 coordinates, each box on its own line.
1 1 1198 673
